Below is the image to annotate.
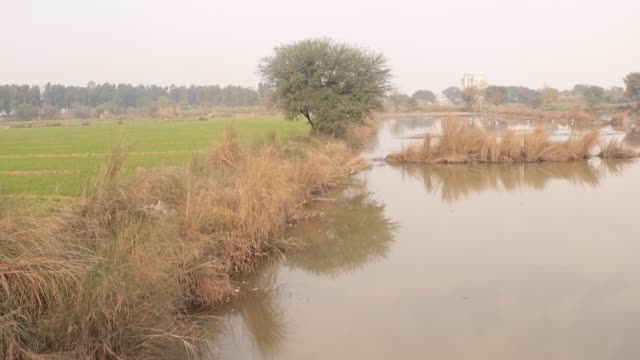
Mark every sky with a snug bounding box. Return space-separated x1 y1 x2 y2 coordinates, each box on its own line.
1 0 638 94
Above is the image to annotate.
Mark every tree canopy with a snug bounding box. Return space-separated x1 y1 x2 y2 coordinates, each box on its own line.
411 90 436 103
582 86 605 108
541 87 560 107
461 87 478 110
483 86 508 105
624 73 640 100
259 38 391 135
442 87 462 104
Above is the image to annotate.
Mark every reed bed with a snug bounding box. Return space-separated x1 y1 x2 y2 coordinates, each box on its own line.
386 118 638 164
0 129 365 359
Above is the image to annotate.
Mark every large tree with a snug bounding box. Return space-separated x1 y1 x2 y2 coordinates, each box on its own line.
411 90 436 103
483 86 508 105
461 87 478 110
583 86 605 108
388 90 415 112
541 87 560 107
624 73 640 100
442 86 462 104
259 38 391 135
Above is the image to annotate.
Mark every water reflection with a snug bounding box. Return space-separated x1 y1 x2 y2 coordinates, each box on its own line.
388 117 436 137
397 160 633 203
286 191 396 276
211 263 285 360
212 117 640 360
211 191 395 359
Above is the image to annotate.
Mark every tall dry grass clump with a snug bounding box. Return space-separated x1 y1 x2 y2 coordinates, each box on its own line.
600 139 639 159
386 118 637 164
207 126 243 169
1 127 364 359
345 121 378 149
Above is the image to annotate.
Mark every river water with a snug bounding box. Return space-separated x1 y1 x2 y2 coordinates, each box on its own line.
210 117 640 360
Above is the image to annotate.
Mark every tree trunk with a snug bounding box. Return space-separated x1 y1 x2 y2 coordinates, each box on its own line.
301 110 317 134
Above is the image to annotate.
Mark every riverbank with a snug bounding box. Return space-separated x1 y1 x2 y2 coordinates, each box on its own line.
385 119 638 164
0 127 371 359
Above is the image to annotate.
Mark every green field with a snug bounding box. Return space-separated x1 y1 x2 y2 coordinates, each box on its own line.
0 116 309 196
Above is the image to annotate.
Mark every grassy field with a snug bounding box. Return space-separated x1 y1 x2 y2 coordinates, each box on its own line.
0 116 309 196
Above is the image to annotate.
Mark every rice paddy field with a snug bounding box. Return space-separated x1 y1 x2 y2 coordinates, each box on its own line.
0 116 309 196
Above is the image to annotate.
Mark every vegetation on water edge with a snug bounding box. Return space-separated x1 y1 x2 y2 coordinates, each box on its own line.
0 128 369 359
385 118 639 164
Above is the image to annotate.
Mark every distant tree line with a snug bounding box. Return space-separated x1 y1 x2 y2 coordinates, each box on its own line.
385 73 639 112
0 82 260 120
444 84 630 108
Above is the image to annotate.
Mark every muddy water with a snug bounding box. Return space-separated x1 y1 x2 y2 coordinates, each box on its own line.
210 118 640 360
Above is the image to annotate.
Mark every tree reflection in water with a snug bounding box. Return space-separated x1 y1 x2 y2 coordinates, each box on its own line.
286 191 396 276
209 261 284 360
397 159 634 203
209 191 395 359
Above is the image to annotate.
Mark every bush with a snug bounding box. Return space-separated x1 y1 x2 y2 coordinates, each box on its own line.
14 104 39 120
70 105 92 119
42 105 61 120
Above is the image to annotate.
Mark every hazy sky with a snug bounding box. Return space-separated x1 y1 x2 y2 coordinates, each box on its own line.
2 0 638 93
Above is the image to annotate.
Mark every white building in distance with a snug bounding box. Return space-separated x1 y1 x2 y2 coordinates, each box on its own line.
461 73 487 90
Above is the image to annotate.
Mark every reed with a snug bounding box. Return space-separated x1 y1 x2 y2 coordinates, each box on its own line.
0 127 366 359
386 119 637 164
599 139 639 159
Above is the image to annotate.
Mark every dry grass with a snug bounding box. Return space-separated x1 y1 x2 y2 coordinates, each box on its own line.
600 139 639 159
386 118 637 164
345 121 378 149
0 127 365 359
207 126 243 169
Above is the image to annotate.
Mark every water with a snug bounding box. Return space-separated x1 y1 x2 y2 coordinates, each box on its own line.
210 117 640 360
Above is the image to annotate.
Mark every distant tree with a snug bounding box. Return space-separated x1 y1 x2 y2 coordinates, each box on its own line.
15 104 39 120
572 84 590 95
135 96 156 115
257 81 275 109
442 86 462 104
259 38 391 135
461 87 478 110
583 86 605 108
527 92 543 108
0 85 11 114
483 86 508 105
506 86 540 107
624 73 640 100
605 87 626 104
388 91 414 112
541 87 560 107
411 90 436 103
70 105 92 119
27 86 41 108
42 105 60 119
